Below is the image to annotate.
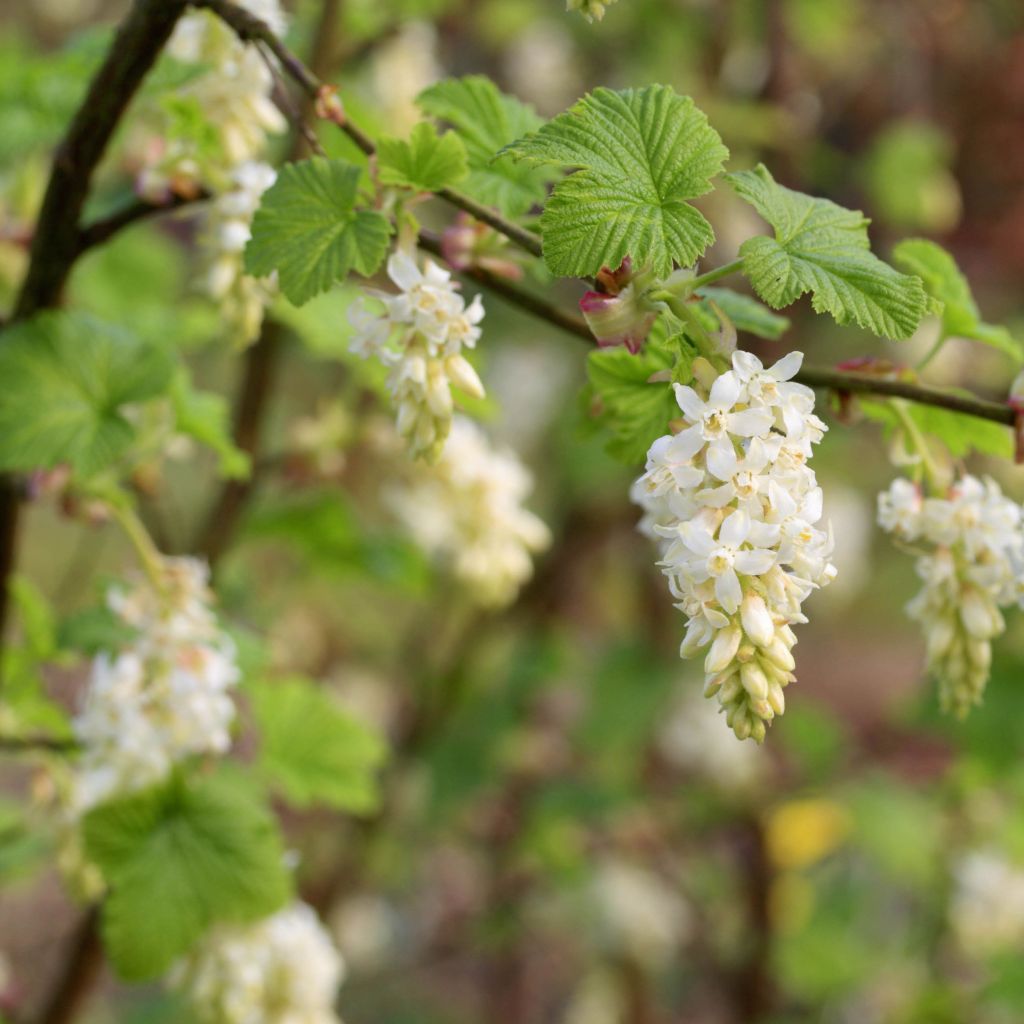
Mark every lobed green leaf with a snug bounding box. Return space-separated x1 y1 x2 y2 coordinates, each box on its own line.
417 76 551 216
249 676 387 813
0 312 173 477
892 238 1022 363
83 770 291 981
245 158 392 306
378 121 468 193
725 164 928 338
503 85 728 277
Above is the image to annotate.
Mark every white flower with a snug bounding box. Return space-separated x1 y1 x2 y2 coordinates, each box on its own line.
671 373 774 461
879 472 1024 715
951 851 1024 955
385 416 549 606
198 161 278 346
350 250 486 461
171 902 345 1024
71 557 238 813
632 349 836 741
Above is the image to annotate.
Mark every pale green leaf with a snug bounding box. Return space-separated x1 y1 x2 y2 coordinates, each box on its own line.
245 158 392 306
417 76 551 216
860 397 1012 460
0 312 173 476
586 332 679 464
170 369 250 479
725 164 928 338
892 238 1022 363
378 121 468 192
250 677 387 813
83 770 291 981
504 85 728 277
697 287 790 340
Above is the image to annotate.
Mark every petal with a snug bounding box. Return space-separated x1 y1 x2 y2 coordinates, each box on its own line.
709 371 741 410
696 484 736 508
768 350 803 381
667 425 705 461
680 520 716 556
673 384 705 421
706 442 738 481
728 408 774 437
735 549 776 575
715 569 742 613
731 350 763 380
388 250 422 291
748 520 781 548
720 508 751 547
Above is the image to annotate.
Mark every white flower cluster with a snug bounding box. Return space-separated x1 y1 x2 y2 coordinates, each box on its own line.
71 557 238 813
951 850 1024 955
172 902 345 1024
350 251 486 461
877 473 1024 715
198 161 278 345
139 0 286 197
632 351 836 742
567 0 620 21
387 416 550 606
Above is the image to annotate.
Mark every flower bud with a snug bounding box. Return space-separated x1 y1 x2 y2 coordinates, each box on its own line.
740 593 775 647
740 661 769 702
579 284 658 354
705 625 742 674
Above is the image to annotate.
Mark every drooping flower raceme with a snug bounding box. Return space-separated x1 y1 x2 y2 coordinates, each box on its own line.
198 161 278 346
171 902 345 1024
137 0 287 198
877 473 1023 716
632 351 836 742
350 251 486 461
71 557 238 813
386 416 550 606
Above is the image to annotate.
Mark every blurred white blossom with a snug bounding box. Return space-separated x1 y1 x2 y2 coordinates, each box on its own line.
71 557 238 813
172 902 345 1024
951 850 1024 955
386 416 550 606
878 473 1024 715
198 161 278 346
350 251 486 461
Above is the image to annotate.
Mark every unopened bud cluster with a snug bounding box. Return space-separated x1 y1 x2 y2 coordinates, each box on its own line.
71 557 238 812
171 902 345 1024
350 251 486 461
878 474 1024 716
198 161 278 346
632 351 836 741
386 416 550 606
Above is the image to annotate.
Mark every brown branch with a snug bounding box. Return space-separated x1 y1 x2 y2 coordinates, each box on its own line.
76 191 210 255
192 0 544 259
194 318 285 566
14 0 189 319
0 735 78 754
417 231 590 340
30 908 104 1024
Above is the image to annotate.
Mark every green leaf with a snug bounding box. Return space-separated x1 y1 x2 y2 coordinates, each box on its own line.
860 397 1012 460
250 677 387 813
892 238 1022 362
245 158 392 306
0 312 174 477
503 86 728 277
170 369 250 479
417 76 551 216
586 331 679 464
378 121 468 193
83 770 291 981
725 164 928 338
697 286 790 340
8 576 56 661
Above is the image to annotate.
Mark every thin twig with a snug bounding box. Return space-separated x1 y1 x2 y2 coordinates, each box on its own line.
192 0 544 259
0 736 79 754
76 191 210 255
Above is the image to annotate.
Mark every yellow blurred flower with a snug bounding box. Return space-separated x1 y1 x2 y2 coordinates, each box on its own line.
765 798 850 871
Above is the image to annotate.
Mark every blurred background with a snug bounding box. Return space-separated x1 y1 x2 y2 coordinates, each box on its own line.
3 0 1024 1022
